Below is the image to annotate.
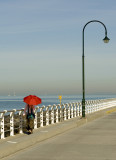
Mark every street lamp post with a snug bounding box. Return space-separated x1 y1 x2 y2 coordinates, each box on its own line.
82 20 110 118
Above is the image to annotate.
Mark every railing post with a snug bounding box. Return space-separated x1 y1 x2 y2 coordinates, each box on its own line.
89 100 91 114
99 99 103 110
70 103 74 118
93 100 95 112
85 101 87 114
56 105 59 123
90 101 92 113
62 104 65 121
40 107 43 127
90 101 93 113
94 100 97 112
64 104 67 120
112 100 116 107
108 100 112 108
79 102 82 116
86 101 89 114
77 103 79 116
102 100 106 109
87 101 90 114
59 104 63 122
73 103 76 117
0 110 7 139
19 109 24 134
95 100 98 111
97 100 101 111
98 100 102 110
98 100 101 111
102 100 105 110
34 106 39 129
51 105 54 124
46 106 49 126
87 101 89 113
10 109 16 136
105 100 109 109
92 100 95 113
67 103 70 119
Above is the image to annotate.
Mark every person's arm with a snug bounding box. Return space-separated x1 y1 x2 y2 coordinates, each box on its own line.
23 105 27 116
33 106 35 113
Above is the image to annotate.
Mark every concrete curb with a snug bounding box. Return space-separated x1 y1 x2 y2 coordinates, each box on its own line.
0 106 116 159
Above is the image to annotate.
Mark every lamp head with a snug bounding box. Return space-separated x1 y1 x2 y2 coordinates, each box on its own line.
103 36 110 43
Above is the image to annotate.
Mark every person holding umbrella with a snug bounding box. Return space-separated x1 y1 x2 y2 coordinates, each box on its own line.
23 95 42 134
24 104 35 134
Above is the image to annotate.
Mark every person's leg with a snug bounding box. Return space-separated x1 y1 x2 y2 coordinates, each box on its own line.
29 118 34 133
26 118 30 131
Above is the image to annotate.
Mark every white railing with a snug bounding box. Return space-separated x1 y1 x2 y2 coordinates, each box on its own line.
0 98 116 139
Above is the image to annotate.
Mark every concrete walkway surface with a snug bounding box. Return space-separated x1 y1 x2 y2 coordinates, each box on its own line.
0 106 116 159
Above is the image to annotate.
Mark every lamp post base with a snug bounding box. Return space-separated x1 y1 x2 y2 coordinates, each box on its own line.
82 99 85 117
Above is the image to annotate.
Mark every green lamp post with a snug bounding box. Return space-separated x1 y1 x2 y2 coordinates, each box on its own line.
82 20 110 118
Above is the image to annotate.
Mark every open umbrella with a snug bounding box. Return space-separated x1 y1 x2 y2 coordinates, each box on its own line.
23 95 42 105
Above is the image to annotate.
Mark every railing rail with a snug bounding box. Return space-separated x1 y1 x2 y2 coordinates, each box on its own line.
0 98 116 139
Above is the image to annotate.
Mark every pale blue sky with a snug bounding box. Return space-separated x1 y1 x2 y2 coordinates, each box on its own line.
0 0 116 96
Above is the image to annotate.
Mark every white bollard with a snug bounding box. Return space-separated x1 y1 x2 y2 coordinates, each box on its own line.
85 101 87 114
55 105 59 123
10 109 16 136
19 109 23 134
70 103 74 118
79 102 82 116
87 101 90 113
95 100 98 112
95 100 98 111
98 100 101 110
93 101 95 112
77 103 79 116
94 100 97 112
97 100 101 111
51 106 54 124
34 106 39 129
98 100 102 110
102 100 106 109
40 107 43 127
46 106 49 126
0 110 7 139
67 103 70 119
64 104 67 120
73 103 76 117
86 101 89 114
59 104 63 122
92 100 95 113
90 101 93 113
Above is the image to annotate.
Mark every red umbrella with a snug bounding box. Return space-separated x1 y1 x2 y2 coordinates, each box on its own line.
23 95 42 105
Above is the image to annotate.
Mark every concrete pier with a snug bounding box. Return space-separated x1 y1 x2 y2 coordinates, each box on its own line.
0 106 116 160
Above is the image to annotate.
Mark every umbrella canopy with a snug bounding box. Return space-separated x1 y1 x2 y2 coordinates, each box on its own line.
23 95 42 105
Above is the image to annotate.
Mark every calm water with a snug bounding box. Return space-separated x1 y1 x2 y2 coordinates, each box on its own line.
0 94 116 111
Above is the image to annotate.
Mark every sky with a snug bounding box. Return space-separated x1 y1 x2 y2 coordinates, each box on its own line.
0 0 116 96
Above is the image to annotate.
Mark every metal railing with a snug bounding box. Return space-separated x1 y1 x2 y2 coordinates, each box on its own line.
0 98 116 139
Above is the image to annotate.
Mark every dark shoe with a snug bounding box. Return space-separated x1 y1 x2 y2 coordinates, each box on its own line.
28 130 32 134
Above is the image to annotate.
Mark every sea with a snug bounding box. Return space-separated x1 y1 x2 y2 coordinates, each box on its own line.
0 94 116 112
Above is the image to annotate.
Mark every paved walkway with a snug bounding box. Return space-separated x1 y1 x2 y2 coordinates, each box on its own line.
1 109 116 160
